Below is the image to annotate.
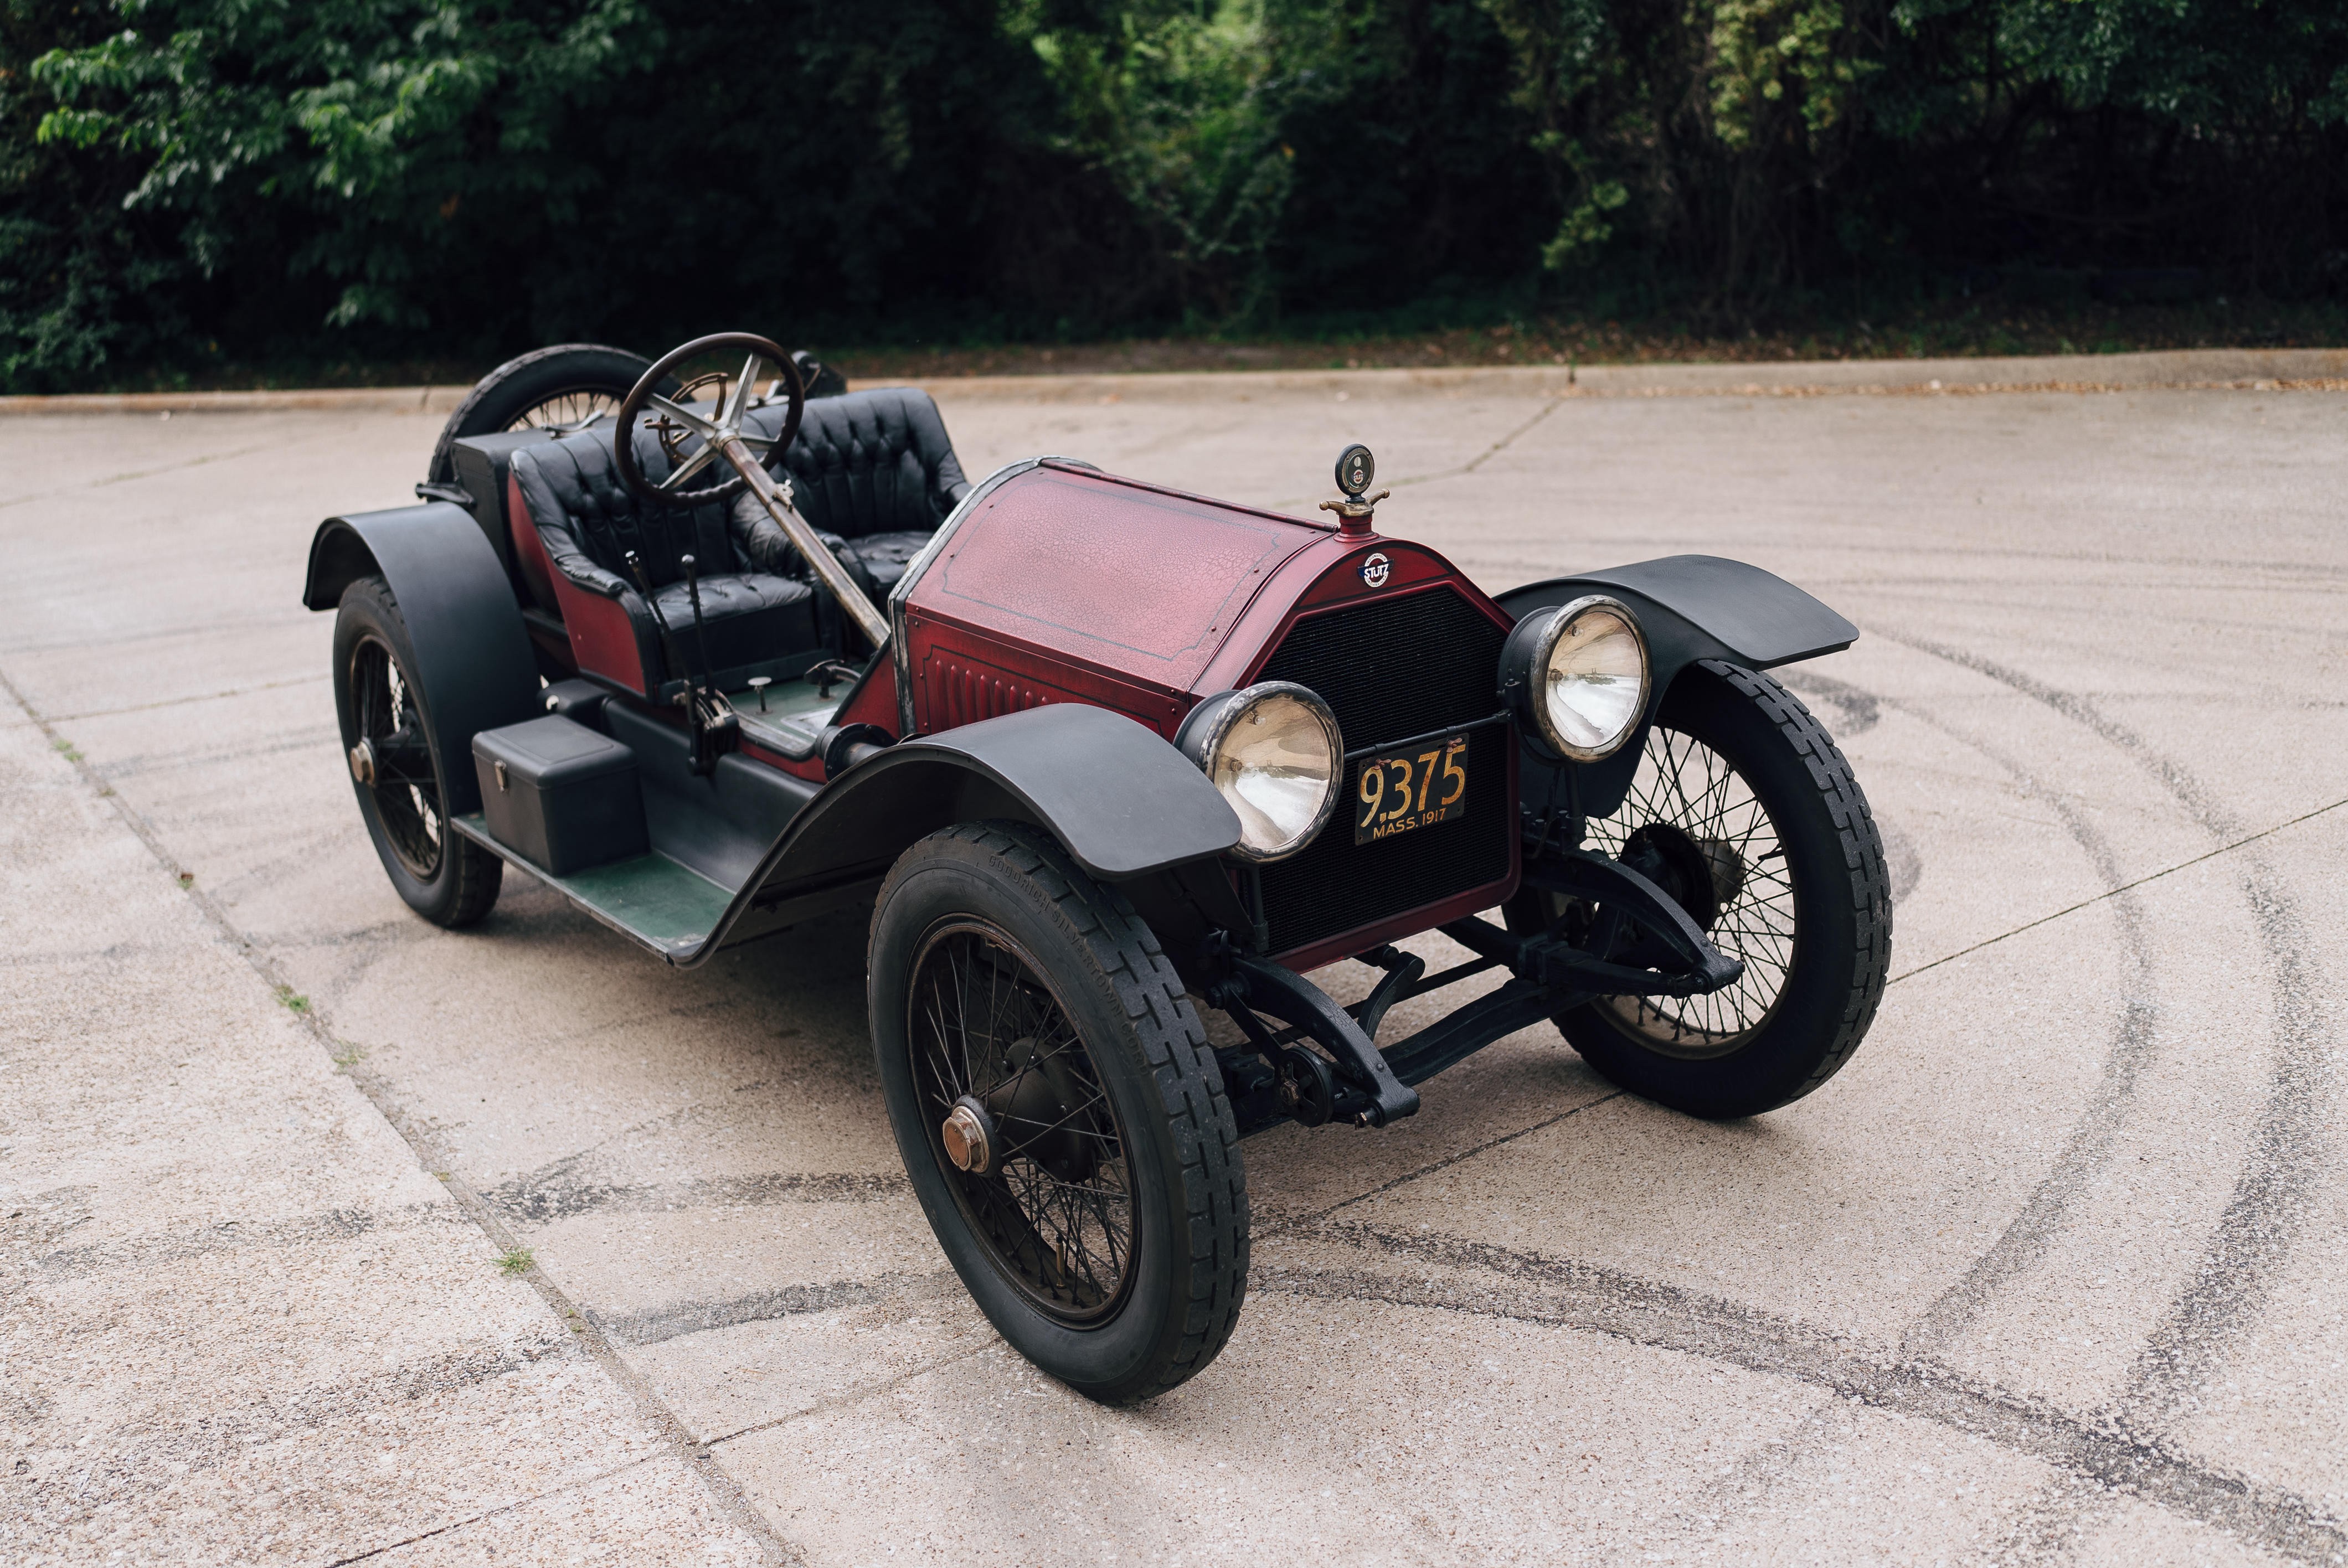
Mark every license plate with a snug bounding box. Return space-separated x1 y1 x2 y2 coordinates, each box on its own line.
1354 735 1469 844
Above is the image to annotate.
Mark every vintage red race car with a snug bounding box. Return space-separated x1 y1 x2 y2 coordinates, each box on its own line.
303 332 1891 1401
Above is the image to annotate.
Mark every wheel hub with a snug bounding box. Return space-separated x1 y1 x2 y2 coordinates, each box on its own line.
940 1096 996 1175
348 739 377 786
1621 821 1741 930
988 1035 1101 1183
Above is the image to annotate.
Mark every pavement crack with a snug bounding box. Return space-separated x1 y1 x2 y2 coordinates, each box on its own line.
40 672 328 725
0 439 278 513
319 1451 668 1566
704 1342 1002 1449
1270 396 1563 509
1258 1090 1623 1237
1887 792 2348 987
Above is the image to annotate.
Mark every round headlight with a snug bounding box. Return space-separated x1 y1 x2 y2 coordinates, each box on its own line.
1503 595 1649 761
1176 682 1343 862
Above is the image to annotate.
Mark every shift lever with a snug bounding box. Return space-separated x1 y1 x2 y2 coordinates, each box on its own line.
622 549 688 699
679 553 719 699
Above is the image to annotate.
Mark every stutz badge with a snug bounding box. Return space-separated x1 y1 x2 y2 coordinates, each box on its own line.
1359 551 1391 588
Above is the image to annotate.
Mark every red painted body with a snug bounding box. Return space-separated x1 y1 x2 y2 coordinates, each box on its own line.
901 461 1522 967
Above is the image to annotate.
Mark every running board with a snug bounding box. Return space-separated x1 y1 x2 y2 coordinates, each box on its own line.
451 814 731 961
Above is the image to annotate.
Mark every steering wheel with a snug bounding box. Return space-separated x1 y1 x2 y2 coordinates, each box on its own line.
613 332 805 508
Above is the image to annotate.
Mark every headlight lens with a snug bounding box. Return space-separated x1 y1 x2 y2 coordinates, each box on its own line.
1508 595 1649 761
1177 682 1343 862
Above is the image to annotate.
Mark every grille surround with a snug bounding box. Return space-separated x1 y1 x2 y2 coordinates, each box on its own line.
1252 585 1514 957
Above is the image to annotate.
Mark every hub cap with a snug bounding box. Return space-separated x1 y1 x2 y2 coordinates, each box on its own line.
941 1097 995 1175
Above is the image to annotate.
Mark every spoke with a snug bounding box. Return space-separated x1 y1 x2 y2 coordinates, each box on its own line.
655 442 718 493
723 355 761 427
645 393 720 441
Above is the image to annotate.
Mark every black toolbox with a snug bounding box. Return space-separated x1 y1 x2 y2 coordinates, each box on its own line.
472 715 646 875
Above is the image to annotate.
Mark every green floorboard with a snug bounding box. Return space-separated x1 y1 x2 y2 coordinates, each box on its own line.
455 816 733 956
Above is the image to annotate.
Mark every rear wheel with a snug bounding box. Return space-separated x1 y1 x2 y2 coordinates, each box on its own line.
426 343 662 484
1513 659 1890 1118
332 576 502 927
870 823 1247 1403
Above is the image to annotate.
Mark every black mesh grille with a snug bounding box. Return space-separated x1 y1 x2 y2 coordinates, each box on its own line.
1254 586 1512 956
1258 585 1509 750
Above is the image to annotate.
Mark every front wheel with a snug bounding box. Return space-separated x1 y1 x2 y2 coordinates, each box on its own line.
1512 659 1891 1118
870 823 1248 1403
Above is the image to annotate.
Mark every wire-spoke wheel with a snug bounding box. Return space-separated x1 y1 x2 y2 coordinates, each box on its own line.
909 922 1138 1323
347 633 444 881
1585 721 1797 1056
871 823 1247 1404
332 576 502 927
1516 659 1891 1118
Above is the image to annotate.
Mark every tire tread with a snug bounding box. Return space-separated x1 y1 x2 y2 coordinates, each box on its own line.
1695 658 1891 1105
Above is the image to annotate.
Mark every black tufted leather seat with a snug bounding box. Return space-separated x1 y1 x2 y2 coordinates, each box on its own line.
508 421 821 697
508 385 970 697
735 387 971 603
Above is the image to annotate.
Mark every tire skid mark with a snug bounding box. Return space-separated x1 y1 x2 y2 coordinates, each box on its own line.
1784 667 2164 1355
1262 1224 2348 1565
9 1335 576 1529
590 1270 956 1349
2120 873 2330 1430
1965 1470 2113 1568
1531 663 2173 1561
491 1169 911 1226
26 1201 461 1278
1871 630 2338 1437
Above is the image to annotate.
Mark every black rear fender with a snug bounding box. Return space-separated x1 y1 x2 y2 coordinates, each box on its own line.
303 504 540 817
1497 554 1856 821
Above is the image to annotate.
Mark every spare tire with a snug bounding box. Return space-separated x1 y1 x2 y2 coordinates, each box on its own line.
426 343 670 484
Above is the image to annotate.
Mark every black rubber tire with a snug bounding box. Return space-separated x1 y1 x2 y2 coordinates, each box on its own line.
331 576 503 928
1521 659 1891 1119
869 823 1248 1404
426 343 659 484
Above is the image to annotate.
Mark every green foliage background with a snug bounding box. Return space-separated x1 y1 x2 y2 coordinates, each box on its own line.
4 0 2344 388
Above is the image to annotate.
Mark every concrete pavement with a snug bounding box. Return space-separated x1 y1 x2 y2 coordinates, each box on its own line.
3 351 2345 1564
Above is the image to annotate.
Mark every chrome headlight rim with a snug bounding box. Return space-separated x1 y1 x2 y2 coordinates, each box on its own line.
1512 594 1650 763
1176 680 1345 864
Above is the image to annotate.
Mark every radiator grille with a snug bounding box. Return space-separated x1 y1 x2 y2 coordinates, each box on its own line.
1254 586 1512 956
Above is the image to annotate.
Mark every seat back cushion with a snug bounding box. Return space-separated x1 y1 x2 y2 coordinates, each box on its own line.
508 421 736 591
750 387 971 540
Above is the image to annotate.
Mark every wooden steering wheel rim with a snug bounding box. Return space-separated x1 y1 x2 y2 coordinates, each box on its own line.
612 331 806 508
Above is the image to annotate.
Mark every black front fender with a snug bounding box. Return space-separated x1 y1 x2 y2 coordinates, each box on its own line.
684 704 1245 966
302 503 539 817
1497 554 1856 819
